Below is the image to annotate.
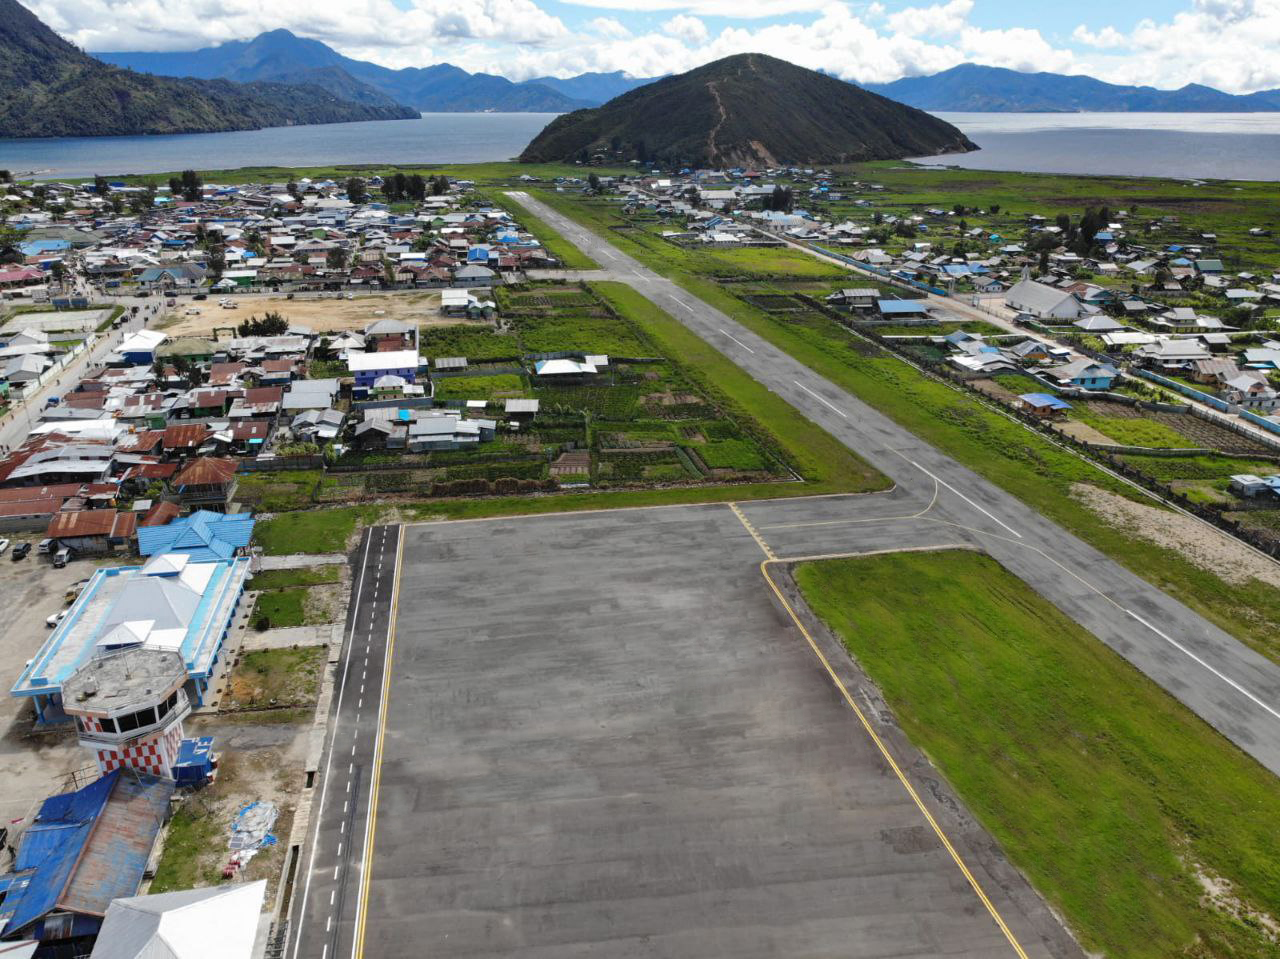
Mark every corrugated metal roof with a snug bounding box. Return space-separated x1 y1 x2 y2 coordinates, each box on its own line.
136 511 254 561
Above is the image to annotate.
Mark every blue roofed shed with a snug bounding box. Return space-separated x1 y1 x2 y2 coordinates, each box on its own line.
1018 392 1072 417
136 511 255 562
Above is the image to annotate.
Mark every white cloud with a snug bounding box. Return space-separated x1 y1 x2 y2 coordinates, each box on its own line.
662 14 709 45
1073 0 1280 92
1072 25 1127 49
587 17 630 39
557 0 831 17
31 0 1280 97
32 0 565 55
886 0 972 38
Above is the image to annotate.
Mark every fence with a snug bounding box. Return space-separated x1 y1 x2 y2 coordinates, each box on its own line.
1133 369 1232 412
1241 409 1280 438
238 454 325 472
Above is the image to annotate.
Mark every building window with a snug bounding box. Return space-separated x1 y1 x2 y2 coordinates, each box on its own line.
116 711 139 733
100 716 117 734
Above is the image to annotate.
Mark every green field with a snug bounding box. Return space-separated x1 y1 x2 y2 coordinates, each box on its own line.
795 550 1280 959
249 565 343 591
527 187 1280 664
253 506 387 555
431 373 524 401
419 324 520 361
1071 409 1197 448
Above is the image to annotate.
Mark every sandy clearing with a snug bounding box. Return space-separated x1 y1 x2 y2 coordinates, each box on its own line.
1072 482 1280 588
158 292 445 337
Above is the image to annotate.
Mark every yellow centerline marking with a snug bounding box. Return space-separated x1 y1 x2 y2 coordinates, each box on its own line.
353 525 405 958
727 502 775 560
759 558 1031 959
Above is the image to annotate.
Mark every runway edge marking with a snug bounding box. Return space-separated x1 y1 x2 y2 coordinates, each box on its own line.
352 525 406 958
760 558 1031 959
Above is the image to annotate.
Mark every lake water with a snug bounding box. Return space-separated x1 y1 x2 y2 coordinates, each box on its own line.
912 112 1280 181
0 113 557 180
3 109 1280 182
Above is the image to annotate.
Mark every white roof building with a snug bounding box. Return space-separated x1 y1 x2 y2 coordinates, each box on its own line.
89 880 266 959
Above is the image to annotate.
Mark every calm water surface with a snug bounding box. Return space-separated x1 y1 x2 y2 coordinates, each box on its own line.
3 110 1279 181
913 112 1280 180
0 113 557 180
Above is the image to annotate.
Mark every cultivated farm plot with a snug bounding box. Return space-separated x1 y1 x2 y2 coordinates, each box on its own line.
1077 400 1274 454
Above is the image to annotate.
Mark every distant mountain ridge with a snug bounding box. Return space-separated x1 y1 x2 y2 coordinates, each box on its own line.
95 30 628 113
0 0 417 138
864 63 1280 112
520 53 976 167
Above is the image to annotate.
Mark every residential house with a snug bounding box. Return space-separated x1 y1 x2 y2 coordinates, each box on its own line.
1045 359 1119 390
170 457 238 511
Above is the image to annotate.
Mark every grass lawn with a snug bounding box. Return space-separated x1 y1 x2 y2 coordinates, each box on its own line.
252 588 307 629
253 506 386 555
149 798 224 893
431 373 525 401
1072 409 1197 448
795 550 1280 959
228 647 327 708
249 565 343 591
530 189 1280 664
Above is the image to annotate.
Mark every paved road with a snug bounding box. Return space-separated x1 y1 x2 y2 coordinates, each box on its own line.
290 524 402 959
0 298 154 453
506 190 1280 777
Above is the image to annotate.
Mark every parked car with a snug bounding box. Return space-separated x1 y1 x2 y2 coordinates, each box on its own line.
46 609 68 628
11 542 31 561
193 293 207 300
53 547 70 569
65 578 91 603
36 538 54 554
0 538 9 556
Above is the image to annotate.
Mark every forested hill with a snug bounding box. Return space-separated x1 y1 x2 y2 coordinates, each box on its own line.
0 0 417 138
520 53 977 167
863 63 1280 112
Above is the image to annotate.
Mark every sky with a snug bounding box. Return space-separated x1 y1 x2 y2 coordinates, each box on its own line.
30 0 1280 94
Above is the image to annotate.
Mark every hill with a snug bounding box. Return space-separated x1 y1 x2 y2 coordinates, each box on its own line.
864 63 1280 112
96 29 592 113
0 0 417 138
528 71 659 104
519 53 976 167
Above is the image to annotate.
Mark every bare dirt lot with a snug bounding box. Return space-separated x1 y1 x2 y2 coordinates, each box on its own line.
158 292 446 337
0 551 121 822
1073 482 1280 588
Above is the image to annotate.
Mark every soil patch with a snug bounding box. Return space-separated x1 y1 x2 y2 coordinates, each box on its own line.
1072 483 1280 588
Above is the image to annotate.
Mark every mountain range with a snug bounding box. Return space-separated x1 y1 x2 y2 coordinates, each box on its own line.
864 63 1280 112
519 53 976 168
96 30 658 113
0 0 417 138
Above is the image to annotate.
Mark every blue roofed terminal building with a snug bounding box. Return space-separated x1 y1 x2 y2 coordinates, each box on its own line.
10 512 254 724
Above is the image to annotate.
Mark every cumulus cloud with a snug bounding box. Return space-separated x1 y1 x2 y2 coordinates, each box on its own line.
1074 0 1280 92
662 14 709 45
557 0 831 17
886 0 973 38
1072 25 1127 49
31 0 565 54
587 17 630 39
31 0 1280 97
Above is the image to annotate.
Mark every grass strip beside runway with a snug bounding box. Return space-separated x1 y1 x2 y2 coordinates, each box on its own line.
795 550 1280 959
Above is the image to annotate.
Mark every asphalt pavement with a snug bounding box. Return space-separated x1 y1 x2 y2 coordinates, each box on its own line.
506 190 1280 778
289 524 402 959
356 511 1082 959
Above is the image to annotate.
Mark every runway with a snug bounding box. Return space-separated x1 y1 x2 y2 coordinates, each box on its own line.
507 189 1280 777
